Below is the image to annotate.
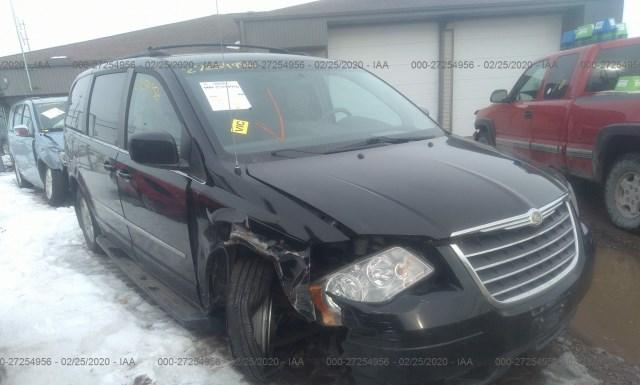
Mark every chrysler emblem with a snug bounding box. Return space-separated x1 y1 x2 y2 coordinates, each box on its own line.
528 209 543 226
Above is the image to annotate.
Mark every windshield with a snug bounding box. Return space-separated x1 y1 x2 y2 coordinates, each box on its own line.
179 62 442 157
34 102 67 132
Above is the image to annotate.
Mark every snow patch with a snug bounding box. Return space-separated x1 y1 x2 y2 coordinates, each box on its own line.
0 174 245 385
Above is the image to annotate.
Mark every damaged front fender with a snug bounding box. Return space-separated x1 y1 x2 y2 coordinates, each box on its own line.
224 223 316 321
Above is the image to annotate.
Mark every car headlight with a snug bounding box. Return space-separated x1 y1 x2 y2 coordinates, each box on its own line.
310 247 434 325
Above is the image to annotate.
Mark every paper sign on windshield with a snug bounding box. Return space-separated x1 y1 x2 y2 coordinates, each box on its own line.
199 81 252 111
41 107 65 119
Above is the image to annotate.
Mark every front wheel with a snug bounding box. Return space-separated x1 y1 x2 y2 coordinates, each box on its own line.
44 167 67 206
475 130 491 145
226 255 297 382
605 153 640 230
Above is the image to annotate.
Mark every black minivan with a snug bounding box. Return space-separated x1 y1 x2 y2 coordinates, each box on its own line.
65 49 594 385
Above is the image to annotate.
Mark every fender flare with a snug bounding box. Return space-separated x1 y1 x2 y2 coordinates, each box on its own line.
474 118 496 145
594 123 640 181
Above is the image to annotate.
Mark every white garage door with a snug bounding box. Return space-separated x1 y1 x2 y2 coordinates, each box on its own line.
328 22 440 118
450 15 562 136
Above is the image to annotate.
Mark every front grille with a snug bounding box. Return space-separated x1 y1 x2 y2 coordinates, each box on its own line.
451 197 578 304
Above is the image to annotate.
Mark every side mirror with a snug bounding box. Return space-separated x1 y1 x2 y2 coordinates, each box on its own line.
490 89 509 103
13 124 31 137
129 131 179 167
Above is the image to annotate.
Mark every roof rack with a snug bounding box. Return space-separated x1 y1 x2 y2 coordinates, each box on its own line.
147 43 292 55
107 43 297 64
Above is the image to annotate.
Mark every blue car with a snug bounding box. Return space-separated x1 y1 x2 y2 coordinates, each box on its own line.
8 96 68 205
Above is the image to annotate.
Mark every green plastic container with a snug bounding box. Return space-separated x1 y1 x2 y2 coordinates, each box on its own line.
575 24 594 40
614 76 640 92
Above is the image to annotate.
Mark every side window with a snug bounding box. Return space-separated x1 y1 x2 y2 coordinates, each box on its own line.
12 105 23 127
511 61 549 102
127 73 184 149
587 44 640 92
88 72 127 146
327 74 402 126
66 76 92 133
544 54 579 100
22 105 33 132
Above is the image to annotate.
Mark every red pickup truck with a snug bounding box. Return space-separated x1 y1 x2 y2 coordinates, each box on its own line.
475 37 640 230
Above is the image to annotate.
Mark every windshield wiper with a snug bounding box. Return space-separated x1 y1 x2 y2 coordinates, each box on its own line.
326 135 434 154
270 148 325 158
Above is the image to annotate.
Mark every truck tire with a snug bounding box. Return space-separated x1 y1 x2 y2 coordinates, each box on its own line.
475 130 491 145
44 167 67 206
75 189 103 253
226 254 282 383
605 153 640 230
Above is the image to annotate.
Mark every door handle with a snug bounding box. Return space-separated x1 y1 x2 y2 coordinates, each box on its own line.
116 169 132 181
524 110 533 119
103 161 115 171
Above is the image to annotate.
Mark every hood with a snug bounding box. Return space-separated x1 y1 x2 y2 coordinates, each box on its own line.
247 136 566 240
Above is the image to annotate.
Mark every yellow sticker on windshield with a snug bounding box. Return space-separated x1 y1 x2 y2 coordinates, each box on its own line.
231 119 249 135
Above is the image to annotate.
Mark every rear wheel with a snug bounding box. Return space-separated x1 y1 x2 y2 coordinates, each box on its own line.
44 167 67 206
75 190 102 253
226 255 298 382
605 153 640 230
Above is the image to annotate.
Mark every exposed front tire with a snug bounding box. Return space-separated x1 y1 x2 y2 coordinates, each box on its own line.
75 189 103 253
44 167 67 206
605 153 640 230
226 255 287 383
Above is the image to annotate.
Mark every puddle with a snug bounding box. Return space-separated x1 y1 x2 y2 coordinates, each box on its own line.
571 180 640 365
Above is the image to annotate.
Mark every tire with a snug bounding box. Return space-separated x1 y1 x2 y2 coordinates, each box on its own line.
604 153 640 230
74 189 103 253
14 161 31 188
44 167 67 206
226 255 281 383
476 130 491 145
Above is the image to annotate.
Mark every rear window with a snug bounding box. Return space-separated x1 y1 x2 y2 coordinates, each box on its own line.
88 72 127 146
587 44 640 93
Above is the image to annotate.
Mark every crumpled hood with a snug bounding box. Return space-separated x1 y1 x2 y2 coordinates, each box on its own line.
247 136 566 240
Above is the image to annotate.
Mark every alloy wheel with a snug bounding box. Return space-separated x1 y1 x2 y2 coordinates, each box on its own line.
615 171 640 219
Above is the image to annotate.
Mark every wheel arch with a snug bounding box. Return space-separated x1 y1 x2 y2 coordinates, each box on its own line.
474 118 496 145
594 124 640 182
196 207 314 320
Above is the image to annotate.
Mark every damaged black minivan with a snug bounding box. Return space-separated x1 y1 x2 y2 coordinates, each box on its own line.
65 49 594 385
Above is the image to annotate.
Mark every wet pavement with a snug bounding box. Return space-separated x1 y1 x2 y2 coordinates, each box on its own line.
570 178 640 365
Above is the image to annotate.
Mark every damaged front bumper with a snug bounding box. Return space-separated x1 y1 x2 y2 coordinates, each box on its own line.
332 223 594 385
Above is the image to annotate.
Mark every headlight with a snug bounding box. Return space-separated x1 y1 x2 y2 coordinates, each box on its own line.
310 247 434 325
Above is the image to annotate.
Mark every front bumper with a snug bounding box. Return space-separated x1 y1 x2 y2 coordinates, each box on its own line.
336 222 595 385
